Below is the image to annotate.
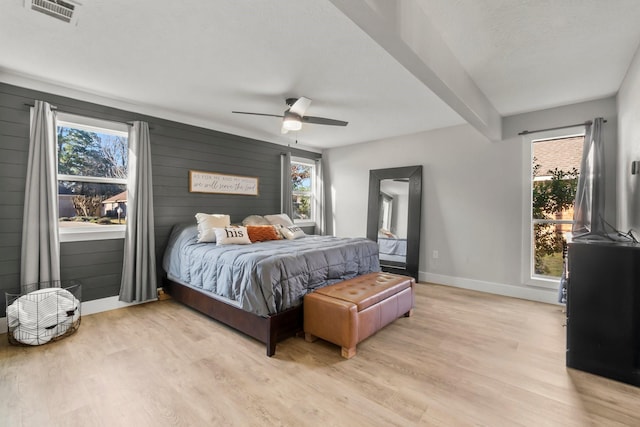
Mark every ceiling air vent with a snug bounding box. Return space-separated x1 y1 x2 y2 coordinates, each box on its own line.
31 0 76 23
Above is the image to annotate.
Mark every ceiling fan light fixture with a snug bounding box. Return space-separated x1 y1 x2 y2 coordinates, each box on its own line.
233 96 347 132
282 112 302 131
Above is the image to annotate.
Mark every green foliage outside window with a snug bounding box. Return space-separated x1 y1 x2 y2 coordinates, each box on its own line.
291 163 312 220
532 160 579 275
57 126 128 220
291 164 311 191
58 127 128 181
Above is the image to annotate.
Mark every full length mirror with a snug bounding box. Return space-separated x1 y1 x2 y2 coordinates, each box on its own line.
378 179 409 266
367 165 422 281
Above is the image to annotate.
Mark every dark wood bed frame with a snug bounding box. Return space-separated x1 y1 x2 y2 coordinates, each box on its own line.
163 276 303 356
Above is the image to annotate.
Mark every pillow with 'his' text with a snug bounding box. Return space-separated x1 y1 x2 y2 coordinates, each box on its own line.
214 226 252 245
279 225 306 240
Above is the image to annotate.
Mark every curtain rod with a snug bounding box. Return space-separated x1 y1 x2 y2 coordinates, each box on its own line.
24 102 58 110
24 103 141 127
518 119 607 136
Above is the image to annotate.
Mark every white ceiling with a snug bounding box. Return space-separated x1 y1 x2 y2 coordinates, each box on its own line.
1 0 640 150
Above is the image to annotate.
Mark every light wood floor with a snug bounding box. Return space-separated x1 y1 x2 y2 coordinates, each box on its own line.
1 283 639 427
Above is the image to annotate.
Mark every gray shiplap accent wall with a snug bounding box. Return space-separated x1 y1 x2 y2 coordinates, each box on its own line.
60 239 124 302
0 82 319 316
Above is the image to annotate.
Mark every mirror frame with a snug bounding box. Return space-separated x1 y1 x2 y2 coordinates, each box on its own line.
366 165 422 281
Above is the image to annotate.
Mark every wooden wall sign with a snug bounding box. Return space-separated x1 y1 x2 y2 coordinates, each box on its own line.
189 170 259 196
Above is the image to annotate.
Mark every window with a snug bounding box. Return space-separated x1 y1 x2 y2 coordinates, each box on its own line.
56 113 129 242
291 157 316 224
523 128 584 286
379 192 393 232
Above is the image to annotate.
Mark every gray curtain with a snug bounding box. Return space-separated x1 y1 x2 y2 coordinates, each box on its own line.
281 152 294 218
315 158 326 235
572 117 606 239
21 100 61 289
119 121 157 302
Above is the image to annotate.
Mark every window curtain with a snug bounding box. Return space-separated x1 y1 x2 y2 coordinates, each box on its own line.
315 158 326 235
572 117 606 239
21 100 60 289
281 152 294 218
119 121 157 302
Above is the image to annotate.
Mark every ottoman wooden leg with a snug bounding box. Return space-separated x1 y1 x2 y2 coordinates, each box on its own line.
404 309 413 317
341 346 356 359
305 332 318 343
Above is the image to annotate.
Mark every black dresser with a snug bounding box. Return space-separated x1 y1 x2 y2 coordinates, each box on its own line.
567 241 640 386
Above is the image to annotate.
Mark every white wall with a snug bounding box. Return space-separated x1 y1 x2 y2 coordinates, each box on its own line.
617 45 640 234
324 97 617 303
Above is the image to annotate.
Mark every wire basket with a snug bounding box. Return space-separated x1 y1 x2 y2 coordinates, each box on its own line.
5 280 82 346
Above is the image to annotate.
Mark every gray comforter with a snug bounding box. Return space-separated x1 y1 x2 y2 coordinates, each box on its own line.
378 237 407 256
162 224 380 316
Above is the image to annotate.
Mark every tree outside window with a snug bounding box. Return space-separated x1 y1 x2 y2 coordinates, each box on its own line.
531 136 582 278
57 118 128 227
291 159 315 222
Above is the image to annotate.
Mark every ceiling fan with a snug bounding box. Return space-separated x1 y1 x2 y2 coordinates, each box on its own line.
232 97 348 134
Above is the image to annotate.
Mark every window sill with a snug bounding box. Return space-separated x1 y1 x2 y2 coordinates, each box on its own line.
59 225 125 243
525 276 560 290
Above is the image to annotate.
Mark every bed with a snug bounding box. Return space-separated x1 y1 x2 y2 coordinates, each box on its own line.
162 223 380 356
378 236 407 264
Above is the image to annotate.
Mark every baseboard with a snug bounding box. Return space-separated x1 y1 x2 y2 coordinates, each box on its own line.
81 295 148 316
0 276 559 334
1 294 152 337
419 271 562 305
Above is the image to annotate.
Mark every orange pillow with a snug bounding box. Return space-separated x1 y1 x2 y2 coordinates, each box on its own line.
246 225 281 242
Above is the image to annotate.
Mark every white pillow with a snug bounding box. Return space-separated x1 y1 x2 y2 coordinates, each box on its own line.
264 213 294 227
215 226 252 245
195 213 231 243
279 225 306 240
242 215 271 226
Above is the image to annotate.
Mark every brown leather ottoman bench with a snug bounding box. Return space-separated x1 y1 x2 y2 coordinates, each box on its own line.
303 272 415 359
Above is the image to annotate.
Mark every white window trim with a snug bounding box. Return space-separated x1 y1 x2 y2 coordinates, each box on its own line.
56 113 129 242
58 174 127 185
521 126 584 289
59 225 126 243
56 112 129 135
291 156 317 226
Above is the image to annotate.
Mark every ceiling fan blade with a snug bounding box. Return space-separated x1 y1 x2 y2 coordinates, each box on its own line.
302 116 348 126
288 97 312 116
232 111 284 118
